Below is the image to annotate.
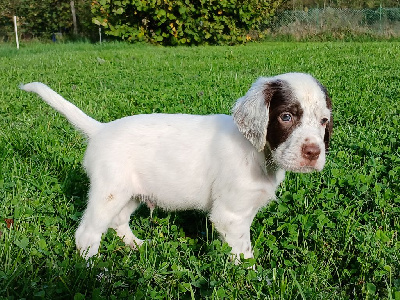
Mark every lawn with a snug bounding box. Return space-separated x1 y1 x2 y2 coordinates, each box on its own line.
0 41 399 299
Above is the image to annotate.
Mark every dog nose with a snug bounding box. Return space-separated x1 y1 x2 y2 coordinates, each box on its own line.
302 143 320 161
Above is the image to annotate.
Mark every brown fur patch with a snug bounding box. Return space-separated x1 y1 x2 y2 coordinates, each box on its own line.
316 81 333 151
265 80 303 150
324 93 333 152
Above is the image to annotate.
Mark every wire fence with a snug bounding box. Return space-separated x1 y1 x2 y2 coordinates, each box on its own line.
270 7 400 39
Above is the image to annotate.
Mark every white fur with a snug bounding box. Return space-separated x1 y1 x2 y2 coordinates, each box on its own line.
21 73 331 261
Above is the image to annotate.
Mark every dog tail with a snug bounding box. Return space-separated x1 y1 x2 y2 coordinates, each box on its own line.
20 82 103 138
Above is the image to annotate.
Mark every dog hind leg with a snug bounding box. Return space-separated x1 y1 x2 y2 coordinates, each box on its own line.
111 198 144 249
75 187 134 259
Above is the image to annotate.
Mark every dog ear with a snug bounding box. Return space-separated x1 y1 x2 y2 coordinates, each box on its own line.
233 78 283 152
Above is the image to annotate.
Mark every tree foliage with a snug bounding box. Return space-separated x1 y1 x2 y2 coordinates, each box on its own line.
91 0 284 45
0 0 97 39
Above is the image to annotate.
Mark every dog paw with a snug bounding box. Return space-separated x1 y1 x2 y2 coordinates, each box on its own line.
129 238 146 250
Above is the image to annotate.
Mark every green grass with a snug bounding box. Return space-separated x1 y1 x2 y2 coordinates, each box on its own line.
0 41 399 299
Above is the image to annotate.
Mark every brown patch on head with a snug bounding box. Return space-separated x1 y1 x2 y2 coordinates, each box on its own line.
106 194 114 202
265 80 303 150
263 80 284 106
316 81 333 152
324 95 333 152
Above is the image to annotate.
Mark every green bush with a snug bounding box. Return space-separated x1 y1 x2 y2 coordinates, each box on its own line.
91 0 282 45
0 0 99 41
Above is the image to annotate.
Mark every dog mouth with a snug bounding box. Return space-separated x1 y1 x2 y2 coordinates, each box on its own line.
280 164 319 173
274 157 324 173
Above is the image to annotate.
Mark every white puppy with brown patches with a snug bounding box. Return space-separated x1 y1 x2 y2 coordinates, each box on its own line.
21 73 332 261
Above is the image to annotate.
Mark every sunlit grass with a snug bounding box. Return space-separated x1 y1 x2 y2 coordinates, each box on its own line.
0 41 399 299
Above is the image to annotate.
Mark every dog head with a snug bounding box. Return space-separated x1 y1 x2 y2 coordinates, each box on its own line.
233 73 333 172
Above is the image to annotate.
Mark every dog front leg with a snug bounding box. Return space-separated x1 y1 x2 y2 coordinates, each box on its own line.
210 212 254 262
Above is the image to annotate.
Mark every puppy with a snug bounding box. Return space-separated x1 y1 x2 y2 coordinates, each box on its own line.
21 73 332 260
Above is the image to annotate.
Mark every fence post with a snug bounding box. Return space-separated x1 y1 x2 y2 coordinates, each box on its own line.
13 16 19 50
70 1 78 35
379 4 383 34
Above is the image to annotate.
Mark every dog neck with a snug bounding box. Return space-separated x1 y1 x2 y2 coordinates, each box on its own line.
263 145 283 174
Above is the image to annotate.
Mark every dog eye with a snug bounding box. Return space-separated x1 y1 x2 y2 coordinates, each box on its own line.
280 113 292 122
321 118 329 125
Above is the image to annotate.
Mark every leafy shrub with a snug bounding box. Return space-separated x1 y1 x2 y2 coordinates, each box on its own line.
91 0 283 45
0 0 98 40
